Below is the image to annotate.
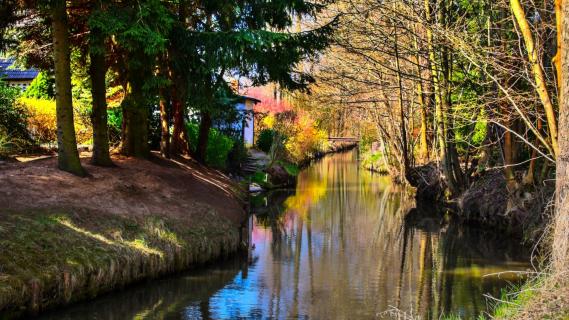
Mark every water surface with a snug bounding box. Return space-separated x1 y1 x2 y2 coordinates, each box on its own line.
39 150 530 319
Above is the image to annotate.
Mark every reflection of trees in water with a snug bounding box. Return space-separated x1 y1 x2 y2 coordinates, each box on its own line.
252 151 529 319
401 208 531 319
252 190 292 251
251 152 409 318
37 258 243 320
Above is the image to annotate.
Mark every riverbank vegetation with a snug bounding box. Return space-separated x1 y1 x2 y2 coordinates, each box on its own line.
296 0 569 317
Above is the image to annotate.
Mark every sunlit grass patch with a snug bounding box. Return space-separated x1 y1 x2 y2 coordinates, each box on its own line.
0 209 239 318
143 216 184 247
489 273 569 319
277 160 300 176
492 279 540 318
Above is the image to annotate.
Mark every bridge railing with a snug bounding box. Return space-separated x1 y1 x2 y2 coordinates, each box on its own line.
327 137 360 142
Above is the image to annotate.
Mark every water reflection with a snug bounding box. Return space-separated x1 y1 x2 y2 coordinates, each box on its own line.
37 258 243 320
38 150 530 320
246 151 529 319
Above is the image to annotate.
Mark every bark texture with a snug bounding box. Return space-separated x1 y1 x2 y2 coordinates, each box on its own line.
553 0 569 273
159 86 170 159
121 84 149 158
51 0 85 176
170 86 190 155
195 111 212 164
89 32 113 166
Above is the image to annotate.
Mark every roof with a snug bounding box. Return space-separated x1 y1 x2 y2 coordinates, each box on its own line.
239 95 261 104
0 58 39 81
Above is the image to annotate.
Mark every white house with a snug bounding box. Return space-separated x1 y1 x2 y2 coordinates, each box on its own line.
235 95 261 146
0 58 38 91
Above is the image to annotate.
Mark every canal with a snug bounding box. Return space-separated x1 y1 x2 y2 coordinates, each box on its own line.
38 150 531 319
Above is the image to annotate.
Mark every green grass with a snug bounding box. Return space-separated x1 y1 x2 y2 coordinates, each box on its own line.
278 161 300 176
435 281 540 320
490 275 569 319
440 274 569 320
360 151 389 173
0 209 239 318
250 170 269 186
492 281 539 319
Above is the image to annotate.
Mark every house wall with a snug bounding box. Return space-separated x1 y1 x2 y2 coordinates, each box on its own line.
7 80 32 91
244 100 255 146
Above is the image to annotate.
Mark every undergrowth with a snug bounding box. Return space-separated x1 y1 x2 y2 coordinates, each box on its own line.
491 273 569 320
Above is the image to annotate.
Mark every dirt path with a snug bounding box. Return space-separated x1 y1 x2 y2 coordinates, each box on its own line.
0 153 246 225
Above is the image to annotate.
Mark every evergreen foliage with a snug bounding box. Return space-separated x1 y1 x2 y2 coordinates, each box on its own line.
22 72 55 100
257 129 275 153
187 122 235 169
0 0 336 167
0 79 28 139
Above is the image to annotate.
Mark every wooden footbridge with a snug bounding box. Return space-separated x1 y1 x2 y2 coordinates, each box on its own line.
328 137 360 143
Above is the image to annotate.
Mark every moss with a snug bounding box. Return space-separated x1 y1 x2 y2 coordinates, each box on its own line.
0 209 240 318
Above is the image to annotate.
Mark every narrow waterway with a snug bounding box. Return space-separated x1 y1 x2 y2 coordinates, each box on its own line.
38 150 531 319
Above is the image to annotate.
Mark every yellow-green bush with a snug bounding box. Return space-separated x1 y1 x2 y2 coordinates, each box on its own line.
17 98 92 144
258 110 327 164
281 112 327 163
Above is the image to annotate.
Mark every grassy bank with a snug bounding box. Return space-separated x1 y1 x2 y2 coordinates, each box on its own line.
0 154 246 318
491 274 569 319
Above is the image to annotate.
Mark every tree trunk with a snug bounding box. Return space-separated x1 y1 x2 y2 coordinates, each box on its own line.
553 0 569 273
503 120 516 184
553 0 564 92
170 86 190 155
394 28 409 175
441 0 464 194
413 26 430 162
510 0 559 158
51 0 85 176
425 0 462 195
195 111 212 164
89 31 113 166
158 59 170 159
417 82 429 162
425 0 443 164
120 83 149 158
159 85 170 158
